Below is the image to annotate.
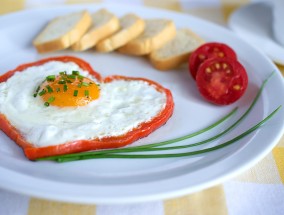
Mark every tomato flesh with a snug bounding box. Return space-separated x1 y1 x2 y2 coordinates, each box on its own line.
196 57 248 105
189 42 237 79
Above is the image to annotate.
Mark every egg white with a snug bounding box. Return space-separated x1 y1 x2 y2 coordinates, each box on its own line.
0 61 167 147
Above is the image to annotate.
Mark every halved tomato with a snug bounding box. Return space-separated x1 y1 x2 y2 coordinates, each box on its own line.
196 57 248 105
189 42 237 79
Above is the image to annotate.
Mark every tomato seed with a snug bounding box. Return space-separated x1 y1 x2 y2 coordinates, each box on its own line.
215 63 221 69
206 67 212 73
218 52 225 57
223 63 228 69
198 54 205 59
233 85 241 90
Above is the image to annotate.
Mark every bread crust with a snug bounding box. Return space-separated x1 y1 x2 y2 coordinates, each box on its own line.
149 53 190 70
71 10 120 51
96 14 145 52
118 20 176 55
33 11 92 53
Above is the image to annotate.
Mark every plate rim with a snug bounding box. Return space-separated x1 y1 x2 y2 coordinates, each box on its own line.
0 3 284 204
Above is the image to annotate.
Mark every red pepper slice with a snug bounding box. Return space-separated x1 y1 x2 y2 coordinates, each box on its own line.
0 56 174 160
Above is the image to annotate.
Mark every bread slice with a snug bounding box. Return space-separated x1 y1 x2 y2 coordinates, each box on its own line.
118 19 176 55
149 29 205 70
33 11 92 53
96 13 145 52
71 9 120 51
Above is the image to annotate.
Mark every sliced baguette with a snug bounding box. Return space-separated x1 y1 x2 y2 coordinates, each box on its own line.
71 9 120 51
118 19 176 55
149 29 205 70
33 11 92 53
96 13 145 52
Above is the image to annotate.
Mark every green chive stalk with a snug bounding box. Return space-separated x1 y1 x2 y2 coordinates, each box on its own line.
56 106 282 162
38 72 277 162
38 106 237 161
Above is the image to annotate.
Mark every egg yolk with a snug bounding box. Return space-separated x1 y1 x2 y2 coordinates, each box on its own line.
36 72 100 107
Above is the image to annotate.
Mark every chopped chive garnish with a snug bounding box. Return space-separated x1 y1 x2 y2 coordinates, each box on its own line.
96 84 100 87
33 86 41 97
44 102 49 107
78 75 84 80
46 85 53 93
82 82 89 87
46 75 55 82
77 83 82 88
66 80 72 83
73 90 78 97
39 89 46 96
56 88 60 92
58 80 66 84
84 90 89 97
63 84 68 92
59 71 66 75
48 96 55 103
72 71 80 75
67 75 76 79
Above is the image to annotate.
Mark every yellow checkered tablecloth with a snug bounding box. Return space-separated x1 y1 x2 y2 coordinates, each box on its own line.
0 0 283 215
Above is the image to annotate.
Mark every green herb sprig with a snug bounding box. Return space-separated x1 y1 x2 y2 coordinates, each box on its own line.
46 75 55 82
37 72 279 162
46 106 281 162
38 106 237 161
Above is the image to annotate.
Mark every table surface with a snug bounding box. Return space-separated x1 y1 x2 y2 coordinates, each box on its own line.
0 0 283 215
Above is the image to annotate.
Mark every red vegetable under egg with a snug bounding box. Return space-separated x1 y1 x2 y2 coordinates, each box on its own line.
0 56 174 160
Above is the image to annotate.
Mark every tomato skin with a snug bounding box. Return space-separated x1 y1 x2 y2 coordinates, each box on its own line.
196 57 248 105
189 42 237 79
0 56 174 160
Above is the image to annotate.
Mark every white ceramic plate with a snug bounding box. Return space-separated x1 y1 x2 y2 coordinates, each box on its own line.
0 4 284 204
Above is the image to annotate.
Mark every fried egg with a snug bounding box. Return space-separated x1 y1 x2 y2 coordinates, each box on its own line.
0 61 167 147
